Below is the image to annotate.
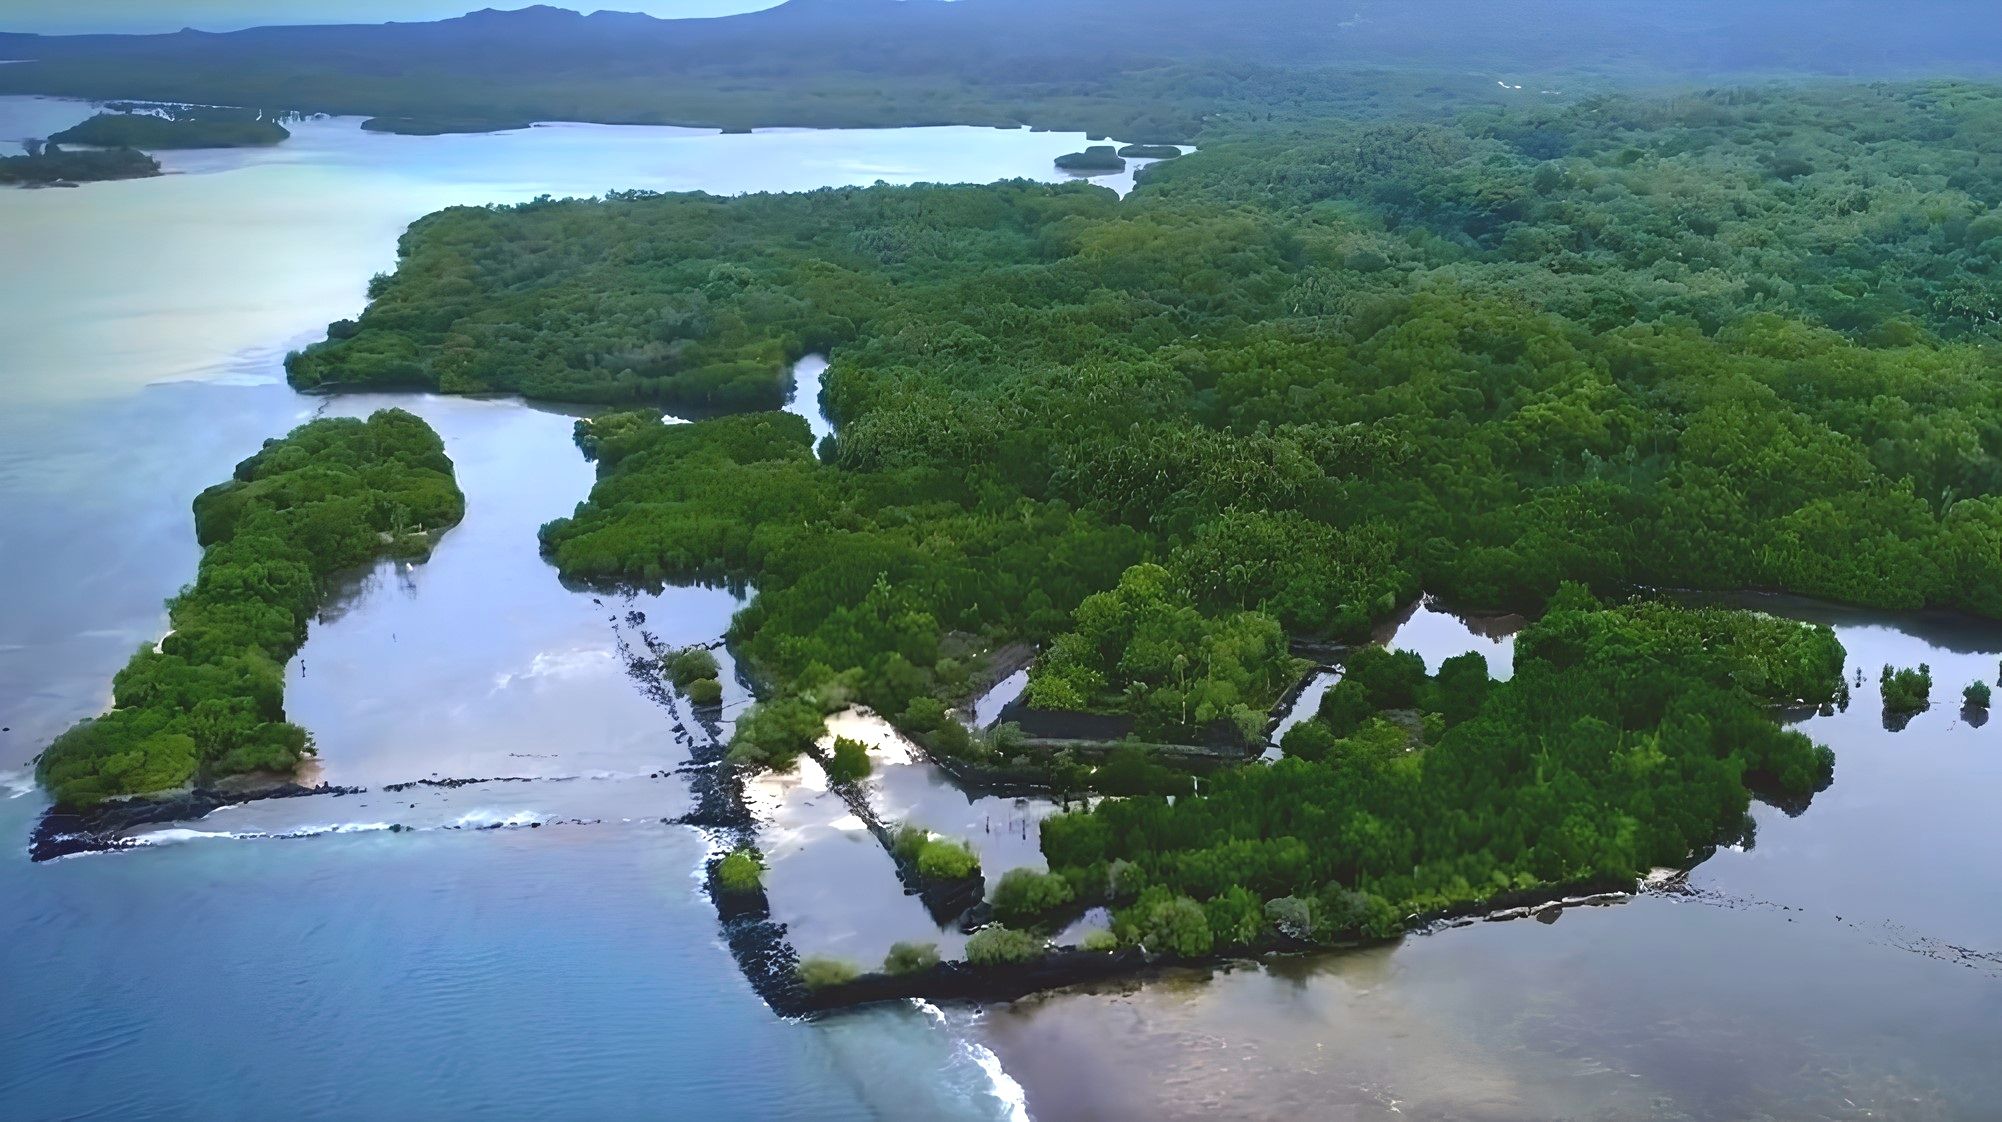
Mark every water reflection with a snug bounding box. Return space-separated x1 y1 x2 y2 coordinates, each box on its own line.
1263 669 1339 760
786 353 836 455
0 95 1120 1121
285 393 750 789
1376 596 1523 680
829 709 1061 877
745 752 952 962
967 668 1030 730
985 605 2002 1120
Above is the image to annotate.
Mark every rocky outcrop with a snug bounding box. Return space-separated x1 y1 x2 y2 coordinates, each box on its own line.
28 782 365 862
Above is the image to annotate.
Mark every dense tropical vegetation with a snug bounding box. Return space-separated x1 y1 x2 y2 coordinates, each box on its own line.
0 142 158 185
1881 664 1935 716
269 81 1985 780
44 14 1994 966
49 110 290 149
1038 589 1844 949
35 411 464 808
1025 563 1299 741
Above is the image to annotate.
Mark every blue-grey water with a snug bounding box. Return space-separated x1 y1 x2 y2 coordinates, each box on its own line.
987 602 2002 1121
2 93 2000 1122
0 95 1100 1122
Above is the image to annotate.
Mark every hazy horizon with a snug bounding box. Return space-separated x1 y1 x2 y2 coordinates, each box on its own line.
1 1 781 36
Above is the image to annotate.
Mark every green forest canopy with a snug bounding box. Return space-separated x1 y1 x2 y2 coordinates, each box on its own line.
48 110 290 149
0 144 158 185
36 410 464 808
1040 589 1844 949
1025 562 1300 742
280 81 2002 759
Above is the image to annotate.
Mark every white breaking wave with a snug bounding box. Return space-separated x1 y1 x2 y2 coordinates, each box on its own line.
133 821 398 845
914 1001 1033 1122
0 768 39 799
133 828 244 845
966 1042 1032 1122
449 809 546 829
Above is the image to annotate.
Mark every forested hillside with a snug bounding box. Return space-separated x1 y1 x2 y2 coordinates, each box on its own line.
300 82 2002 758
36 411 464 807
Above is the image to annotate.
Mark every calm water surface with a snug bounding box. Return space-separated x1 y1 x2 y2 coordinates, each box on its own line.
985 601 2002 1121
0 95 1102 1122
2 94 1998 1122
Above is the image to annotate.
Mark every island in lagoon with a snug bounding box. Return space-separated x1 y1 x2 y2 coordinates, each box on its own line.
1053 145 1125 173
36 410 463 809
360 115 537 136
49 109 290 149
0 141 158 186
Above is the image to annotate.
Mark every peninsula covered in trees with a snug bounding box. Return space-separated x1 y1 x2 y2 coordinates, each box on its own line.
361 116 536 136
1037 588 1843 949
49 109 290 149
35 411 464 808
303 82 2002 771
504 82 2002 814
0 142 158 186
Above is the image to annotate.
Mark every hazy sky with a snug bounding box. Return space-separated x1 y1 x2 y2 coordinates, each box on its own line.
1 2 782 35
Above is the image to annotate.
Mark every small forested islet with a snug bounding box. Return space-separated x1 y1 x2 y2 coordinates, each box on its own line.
36 410 464 807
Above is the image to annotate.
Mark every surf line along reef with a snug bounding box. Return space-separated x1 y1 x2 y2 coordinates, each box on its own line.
33 410 465 821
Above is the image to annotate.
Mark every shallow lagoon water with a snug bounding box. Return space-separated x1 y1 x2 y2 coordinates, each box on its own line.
985 603 2002 1121
0 94 1115 1122
832 708 1059 878
2 93 1999 1122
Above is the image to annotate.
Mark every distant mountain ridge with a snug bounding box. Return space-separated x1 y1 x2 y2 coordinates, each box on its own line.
7 0 1999 69
1 1 1996 136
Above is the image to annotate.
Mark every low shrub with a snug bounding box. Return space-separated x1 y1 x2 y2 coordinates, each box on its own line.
883 941 941 974
917 838 981 881
827 736 872 783
797 956 859 989
716 848 763 892
965 925 1043 965
990 867 1074 925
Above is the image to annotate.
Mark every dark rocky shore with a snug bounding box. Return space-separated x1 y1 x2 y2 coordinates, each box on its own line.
28 781 365 862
